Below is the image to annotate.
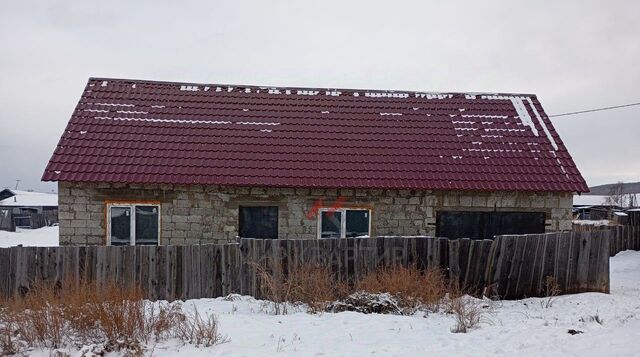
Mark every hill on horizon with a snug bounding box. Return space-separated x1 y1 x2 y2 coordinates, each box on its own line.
587 181 640 195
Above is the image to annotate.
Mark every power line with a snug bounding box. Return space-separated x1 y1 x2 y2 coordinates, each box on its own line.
548 101 640 118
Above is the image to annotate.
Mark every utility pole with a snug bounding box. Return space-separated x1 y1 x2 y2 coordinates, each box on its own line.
14 179 21 190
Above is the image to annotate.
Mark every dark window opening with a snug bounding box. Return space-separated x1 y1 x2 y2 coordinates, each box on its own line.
320 210 342 238
436 211 545 239
110 206 132 246
239 206 279 239
346 210 369 237
135 206 159 245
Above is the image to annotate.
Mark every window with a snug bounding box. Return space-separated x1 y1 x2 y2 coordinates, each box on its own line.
239 206 279 239
436 211 545 240
107 203 160 245
318 208 371 238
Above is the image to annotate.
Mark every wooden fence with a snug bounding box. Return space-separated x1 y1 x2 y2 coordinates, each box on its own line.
0 232 610 301
573 224 640 256
609 225 640 256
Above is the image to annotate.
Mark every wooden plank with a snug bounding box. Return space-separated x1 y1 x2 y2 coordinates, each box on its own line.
0 248 10 297
477 239 494 295
495 235 516 299
513 235 536 298
54 247 65 288
425 237 435 270
505 236 526 299
565 231 581 294
414 237 427 270
191 245 202 299
213 244 223 297
201 244 216 298
448 239 460 284
554 232 570 293
7 247 19 297
438 237 449 272
238 240 250 296
576 231 592 292
527 234 546 296
586 231 601 292
147 246 158 301
76 246 87 286
23 247 38 292
483 236 502 298
166 245 177 301
539 233 558 297
596 230 611 293
12 247 27 295
230 244 241 294
458 238 471 287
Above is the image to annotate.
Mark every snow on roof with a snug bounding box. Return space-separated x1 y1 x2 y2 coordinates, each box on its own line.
0 190 58 207
41 77 589 192
572 219 612 226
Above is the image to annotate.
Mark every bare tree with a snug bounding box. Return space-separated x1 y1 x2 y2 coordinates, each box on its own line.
605 181 630 208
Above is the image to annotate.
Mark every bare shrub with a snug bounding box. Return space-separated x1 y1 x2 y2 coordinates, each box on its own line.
2 284 66 349
448 295 483 333
287 264 347 313
252 262 346 314
356 265 447 314
252 262 293 315
0 281 226 355
542 276 560 308
0 315 25 356
175 308 228 347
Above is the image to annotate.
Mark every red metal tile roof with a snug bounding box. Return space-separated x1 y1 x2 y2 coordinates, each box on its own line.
42 78 589 192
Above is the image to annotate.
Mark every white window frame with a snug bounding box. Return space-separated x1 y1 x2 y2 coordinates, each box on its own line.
317 208 371 239
106 203 161 246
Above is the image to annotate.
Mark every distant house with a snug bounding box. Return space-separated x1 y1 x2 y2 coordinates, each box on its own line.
573 193 640 224
0 189 58 231
42 78 588 245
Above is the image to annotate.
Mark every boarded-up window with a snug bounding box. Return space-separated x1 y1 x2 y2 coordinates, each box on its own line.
436 211 545 239
239 206 279 239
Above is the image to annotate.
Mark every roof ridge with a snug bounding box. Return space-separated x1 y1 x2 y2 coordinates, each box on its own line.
87 77 539 98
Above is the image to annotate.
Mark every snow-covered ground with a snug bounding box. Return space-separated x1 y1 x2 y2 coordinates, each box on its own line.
9 228 640 356
147 251 640 357
0 226 59 247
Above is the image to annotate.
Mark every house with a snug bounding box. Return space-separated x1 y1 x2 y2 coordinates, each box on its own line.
0 189 58 231
42 78 588 245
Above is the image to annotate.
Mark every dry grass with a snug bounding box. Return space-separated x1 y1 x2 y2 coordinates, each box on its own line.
253 262 451 315
542 276 561 308
0 281 226 356
253 262 348 314
447 295 484 333
175 308 228 347
253 262 295 315
287 264 349 313
356 265 447 314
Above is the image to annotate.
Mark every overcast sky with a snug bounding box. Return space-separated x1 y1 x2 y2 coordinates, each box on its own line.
1 0 638 193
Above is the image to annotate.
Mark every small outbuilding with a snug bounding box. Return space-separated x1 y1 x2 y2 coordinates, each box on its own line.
0 189 58 231
43 78 588 245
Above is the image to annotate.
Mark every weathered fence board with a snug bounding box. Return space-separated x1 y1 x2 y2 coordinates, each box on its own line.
0 232 615 301
575 224 640 256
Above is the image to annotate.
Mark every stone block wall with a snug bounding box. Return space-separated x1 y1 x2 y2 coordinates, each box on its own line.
57 182 573 245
